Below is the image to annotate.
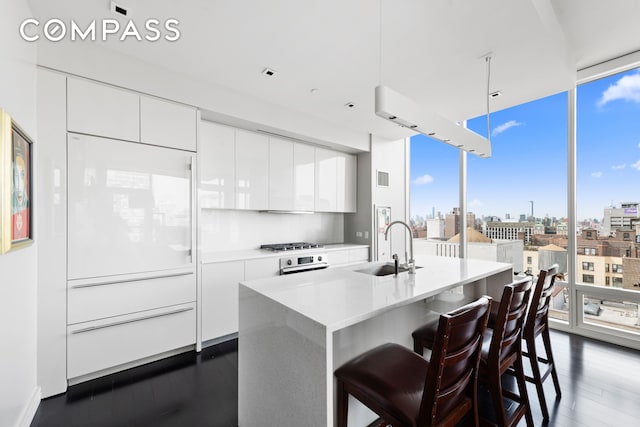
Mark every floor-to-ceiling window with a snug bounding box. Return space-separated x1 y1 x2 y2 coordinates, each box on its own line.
409 134 459 254
466 93 569 322
409 63 640 348
576 67 640 337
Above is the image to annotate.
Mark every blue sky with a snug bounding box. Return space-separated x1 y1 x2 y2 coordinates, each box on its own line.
410 68 640 221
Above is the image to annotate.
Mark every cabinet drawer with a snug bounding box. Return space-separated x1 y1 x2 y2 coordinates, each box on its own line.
244 258 280 280
67 77 140 142
68 271 196 325
67 303 196 379
328 250 349 266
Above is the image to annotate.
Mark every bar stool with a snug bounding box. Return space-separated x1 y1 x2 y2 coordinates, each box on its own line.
334 296 491 427
413 277 534 427
522 265 561 420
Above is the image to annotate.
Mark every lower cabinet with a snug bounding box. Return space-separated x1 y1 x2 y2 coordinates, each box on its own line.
67 302 196 379
201 260 245 342
66 270 197 379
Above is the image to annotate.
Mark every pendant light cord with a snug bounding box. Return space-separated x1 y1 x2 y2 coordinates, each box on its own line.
379 0 383 85
486 55 492 141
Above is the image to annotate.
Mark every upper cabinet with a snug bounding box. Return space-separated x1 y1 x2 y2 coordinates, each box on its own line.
67 77 196 152
67 78 140 142
315 148 357 213
337 152 357 213
268 137 295 211
235 129 269 210
140 96 197 151
199 121 236 209
199 120 355 213
315 148 338 212
293 143 315 211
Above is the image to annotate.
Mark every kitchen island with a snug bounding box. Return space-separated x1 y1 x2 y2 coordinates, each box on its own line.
238 255 512 427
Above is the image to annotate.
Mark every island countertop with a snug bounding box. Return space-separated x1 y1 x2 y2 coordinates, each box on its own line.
239 255 512 332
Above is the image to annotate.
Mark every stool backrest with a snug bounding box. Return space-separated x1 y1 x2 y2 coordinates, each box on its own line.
525 265 559 334
419 296 491 426
489 277 533 369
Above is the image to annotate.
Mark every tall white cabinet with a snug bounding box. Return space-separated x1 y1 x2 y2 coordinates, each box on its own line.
64 77 198 382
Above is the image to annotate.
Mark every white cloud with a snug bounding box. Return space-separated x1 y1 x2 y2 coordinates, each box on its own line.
469 198 482 208
612 164 626 170
597 71 640 107
413 174 434 185
632 160 640 170
591 171 603 178
492 120 523 137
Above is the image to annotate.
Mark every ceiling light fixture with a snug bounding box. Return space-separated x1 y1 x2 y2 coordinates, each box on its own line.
261 67 276 77
345 102 355 108
375 86 491 157
374 0 491 158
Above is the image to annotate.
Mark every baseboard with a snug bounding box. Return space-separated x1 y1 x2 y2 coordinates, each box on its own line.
16 386 41 427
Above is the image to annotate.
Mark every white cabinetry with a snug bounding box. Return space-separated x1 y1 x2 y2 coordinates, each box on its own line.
268 137 294 210
337 152 357 213
67 77 140 142
201 261 244 342
294 143 315 211
235 129 268 210
67 302 196 379
315 148 357 213
199 121 236 209
140 96 197 151
244 258 280 280
315 147 338 212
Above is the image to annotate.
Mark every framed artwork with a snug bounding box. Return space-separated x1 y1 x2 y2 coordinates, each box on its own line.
0 109 34 254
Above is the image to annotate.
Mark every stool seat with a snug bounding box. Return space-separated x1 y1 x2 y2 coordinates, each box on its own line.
335 343 430 427
335 296 491 427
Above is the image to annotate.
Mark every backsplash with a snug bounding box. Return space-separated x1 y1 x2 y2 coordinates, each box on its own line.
199 209 344 253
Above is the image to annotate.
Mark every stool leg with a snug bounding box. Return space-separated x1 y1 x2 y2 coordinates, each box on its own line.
337 380 348 427
514 355 534 427
542 327 562 398
526 336 549 420
487 368 508 427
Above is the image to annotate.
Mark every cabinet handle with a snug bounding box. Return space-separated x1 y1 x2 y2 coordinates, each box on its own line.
70 307 194 334
70 271 194 289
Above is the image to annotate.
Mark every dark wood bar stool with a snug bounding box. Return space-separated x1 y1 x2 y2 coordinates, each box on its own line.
521 265 561 420
413 277 534 427
334 296 491 427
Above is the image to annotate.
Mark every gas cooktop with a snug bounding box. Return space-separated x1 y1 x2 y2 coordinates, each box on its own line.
260 242 324 252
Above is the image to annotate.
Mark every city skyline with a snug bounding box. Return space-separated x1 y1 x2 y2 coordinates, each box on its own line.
410 68 640 221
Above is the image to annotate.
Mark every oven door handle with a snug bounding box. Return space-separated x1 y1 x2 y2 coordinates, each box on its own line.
280 262 330 275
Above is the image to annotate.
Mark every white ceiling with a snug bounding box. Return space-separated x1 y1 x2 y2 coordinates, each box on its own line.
28 0 640 142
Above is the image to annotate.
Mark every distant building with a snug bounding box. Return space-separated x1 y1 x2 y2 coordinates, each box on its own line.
602 202 640 237
444 207 476 239
415 227 524 273
485 220 535 244
426 217 445 239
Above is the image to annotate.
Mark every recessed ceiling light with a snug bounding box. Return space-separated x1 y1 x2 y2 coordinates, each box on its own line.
489 91 502 98
261 67 276 77
310 88 319 94
345 102 355 108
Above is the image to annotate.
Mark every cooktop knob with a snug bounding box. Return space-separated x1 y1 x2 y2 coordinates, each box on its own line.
317 256 323 262
287 259 292 266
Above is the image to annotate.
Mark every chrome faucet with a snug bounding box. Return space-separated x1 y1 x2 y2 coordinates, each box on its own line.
384 221 415 274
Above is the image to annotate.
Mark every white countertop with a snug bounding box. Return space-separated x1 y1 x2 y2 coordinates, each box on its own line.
240 255 511 331
201 243 369 264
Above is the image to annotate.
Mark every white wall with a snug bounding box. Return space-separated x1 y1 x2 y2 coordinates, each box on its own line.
200 210 344 253
0 0 40 426
371 136 409 259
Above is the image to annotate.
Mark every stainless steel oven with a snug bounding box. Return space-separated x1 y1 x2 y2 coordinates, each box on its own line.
279 253 329 274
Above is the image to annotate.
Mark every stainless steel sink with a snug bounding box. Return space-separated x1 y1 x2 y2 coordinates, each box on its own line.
355 263 422 276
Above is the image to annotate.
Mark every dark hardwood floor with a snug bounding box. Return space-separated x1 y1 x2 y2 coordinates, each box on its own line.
31 330 640 426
